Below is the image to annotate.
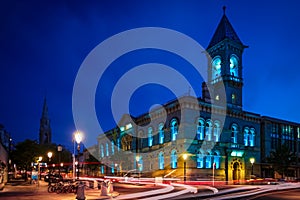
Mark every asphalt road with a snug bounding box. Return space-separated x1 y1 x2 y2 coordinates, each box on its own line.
242 188 300 200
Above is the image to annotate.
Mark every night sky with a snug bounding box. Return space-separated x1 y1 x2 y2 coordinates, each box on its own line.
1 0 300 150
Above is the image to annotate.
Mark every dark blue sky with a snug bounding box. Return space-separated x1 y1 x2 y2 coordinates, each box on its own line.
1 0 300 150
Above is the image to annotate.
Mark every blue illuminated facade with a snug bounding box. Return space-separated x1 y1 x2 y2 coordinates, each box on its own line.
96 9 300 182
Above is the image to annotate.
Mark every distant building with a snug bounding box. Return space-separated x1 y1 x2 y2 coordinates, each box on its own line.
0 124 12 187
39 98 52 145
96 8 300 182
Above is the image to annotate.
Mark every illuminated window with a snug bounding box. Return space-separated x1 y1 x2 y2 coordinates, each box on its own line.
244 127 249 146
159 123 164 144
250 128 255 147
197 154 204 168
148 127 153 147
213 151 220 169
111 141 115 155
106 143 109 156
158 152 164 170
230 54 239 77
117 138 120 151
205 155 212 168
100 144 104 158
100 165 104 174
111 163 114 173
215 95 220 101
137 156 143 171
205 120 212 141
213 121 220 142
125 123 132 130
232 94 236 104
197 118 205 140
231 124 238 144
171 119 178 141
171 149 177 169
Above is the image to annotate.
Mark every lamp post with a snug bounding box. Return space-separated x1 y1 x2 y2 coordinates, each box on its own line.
74 131 83 180
250 158 255 178
135 155 140 179
183 154 188 183
75 161 78 179
37 156 42 187
57 144 62 175
47 152 53 173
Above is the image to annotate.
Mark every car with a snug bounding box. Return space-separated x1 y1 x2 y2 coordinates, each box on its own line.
44 173 63 183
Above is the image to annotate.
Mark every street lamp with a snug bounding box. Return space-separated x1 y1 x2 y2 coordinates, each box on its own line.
75 161 78 179
47 152 52 162
183 154 188 183
74 131 83 179
37 156 42 186
57 144 62 175
250 158 255 177
136 155 140 179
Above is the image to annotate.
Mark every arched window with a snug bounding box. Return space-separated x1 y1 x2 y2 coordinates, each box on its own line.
106 143 109 156
250 128 255 147
212 56 222 80
148 127 153 147
137 156 143 171
231 124 238 144
244 127 249 146
205 154 212 168
117 138 120 151
197 154 204 168
159 123 164 144
158 152 164 170
111 141 115 155
205 120 212 141
232 93 237 104
100 165 104 174
111 163 114 173
213 151 220 169
230 54 239 77
197 118 205 140
171 149 177 169
213 121 220 142
171 119 178 141
100 144 104 158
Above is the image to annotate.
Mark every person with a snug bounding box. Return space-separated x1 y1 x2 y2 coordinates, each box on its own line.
75 181 86 200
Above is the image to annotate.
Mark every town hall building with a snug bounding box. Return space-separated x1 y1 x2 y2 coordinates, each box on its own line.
96 9 300 183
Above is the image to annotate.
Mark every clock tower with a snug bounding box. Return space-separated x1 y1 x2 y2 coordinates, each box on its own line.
39 97 52 145
205 7 248 110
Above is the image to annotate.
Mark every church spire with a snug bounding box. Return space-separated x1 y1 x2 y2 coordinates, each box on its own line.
42 97 49 118
39 97 52 145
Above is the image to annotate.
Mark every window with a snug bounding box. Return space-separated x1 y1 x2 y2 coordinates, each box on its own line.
100 165 104 174
230 54 239 77
111 163 114 173
158 152 164 170
171 119 178 141
244 127 249 146
232 94 236 104
159 123 164 144
100 144 104 158
197 118 205 140
231 124 238 144
213 151 220 169
106 143 109 156
111 141 115 155
250 128 255 147
117 138 120 152
137 156 143 171
171 149 177 169
205 120 212 141
197 154 204 168
213 121 220 142
148 127 153 147
205 155 212 168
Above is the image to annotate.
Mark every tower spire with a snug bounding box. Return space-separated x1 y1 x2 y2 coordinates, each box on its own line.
39 97 52 145
42 97 48 118
223 6 226 15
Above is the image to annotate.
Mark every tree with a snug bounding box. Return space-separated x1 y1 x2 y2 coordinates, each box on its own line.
266 143 296 179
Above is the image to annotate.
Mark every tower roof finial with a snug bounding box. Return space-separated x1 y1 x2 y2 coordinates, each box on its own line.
223 6 226 15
